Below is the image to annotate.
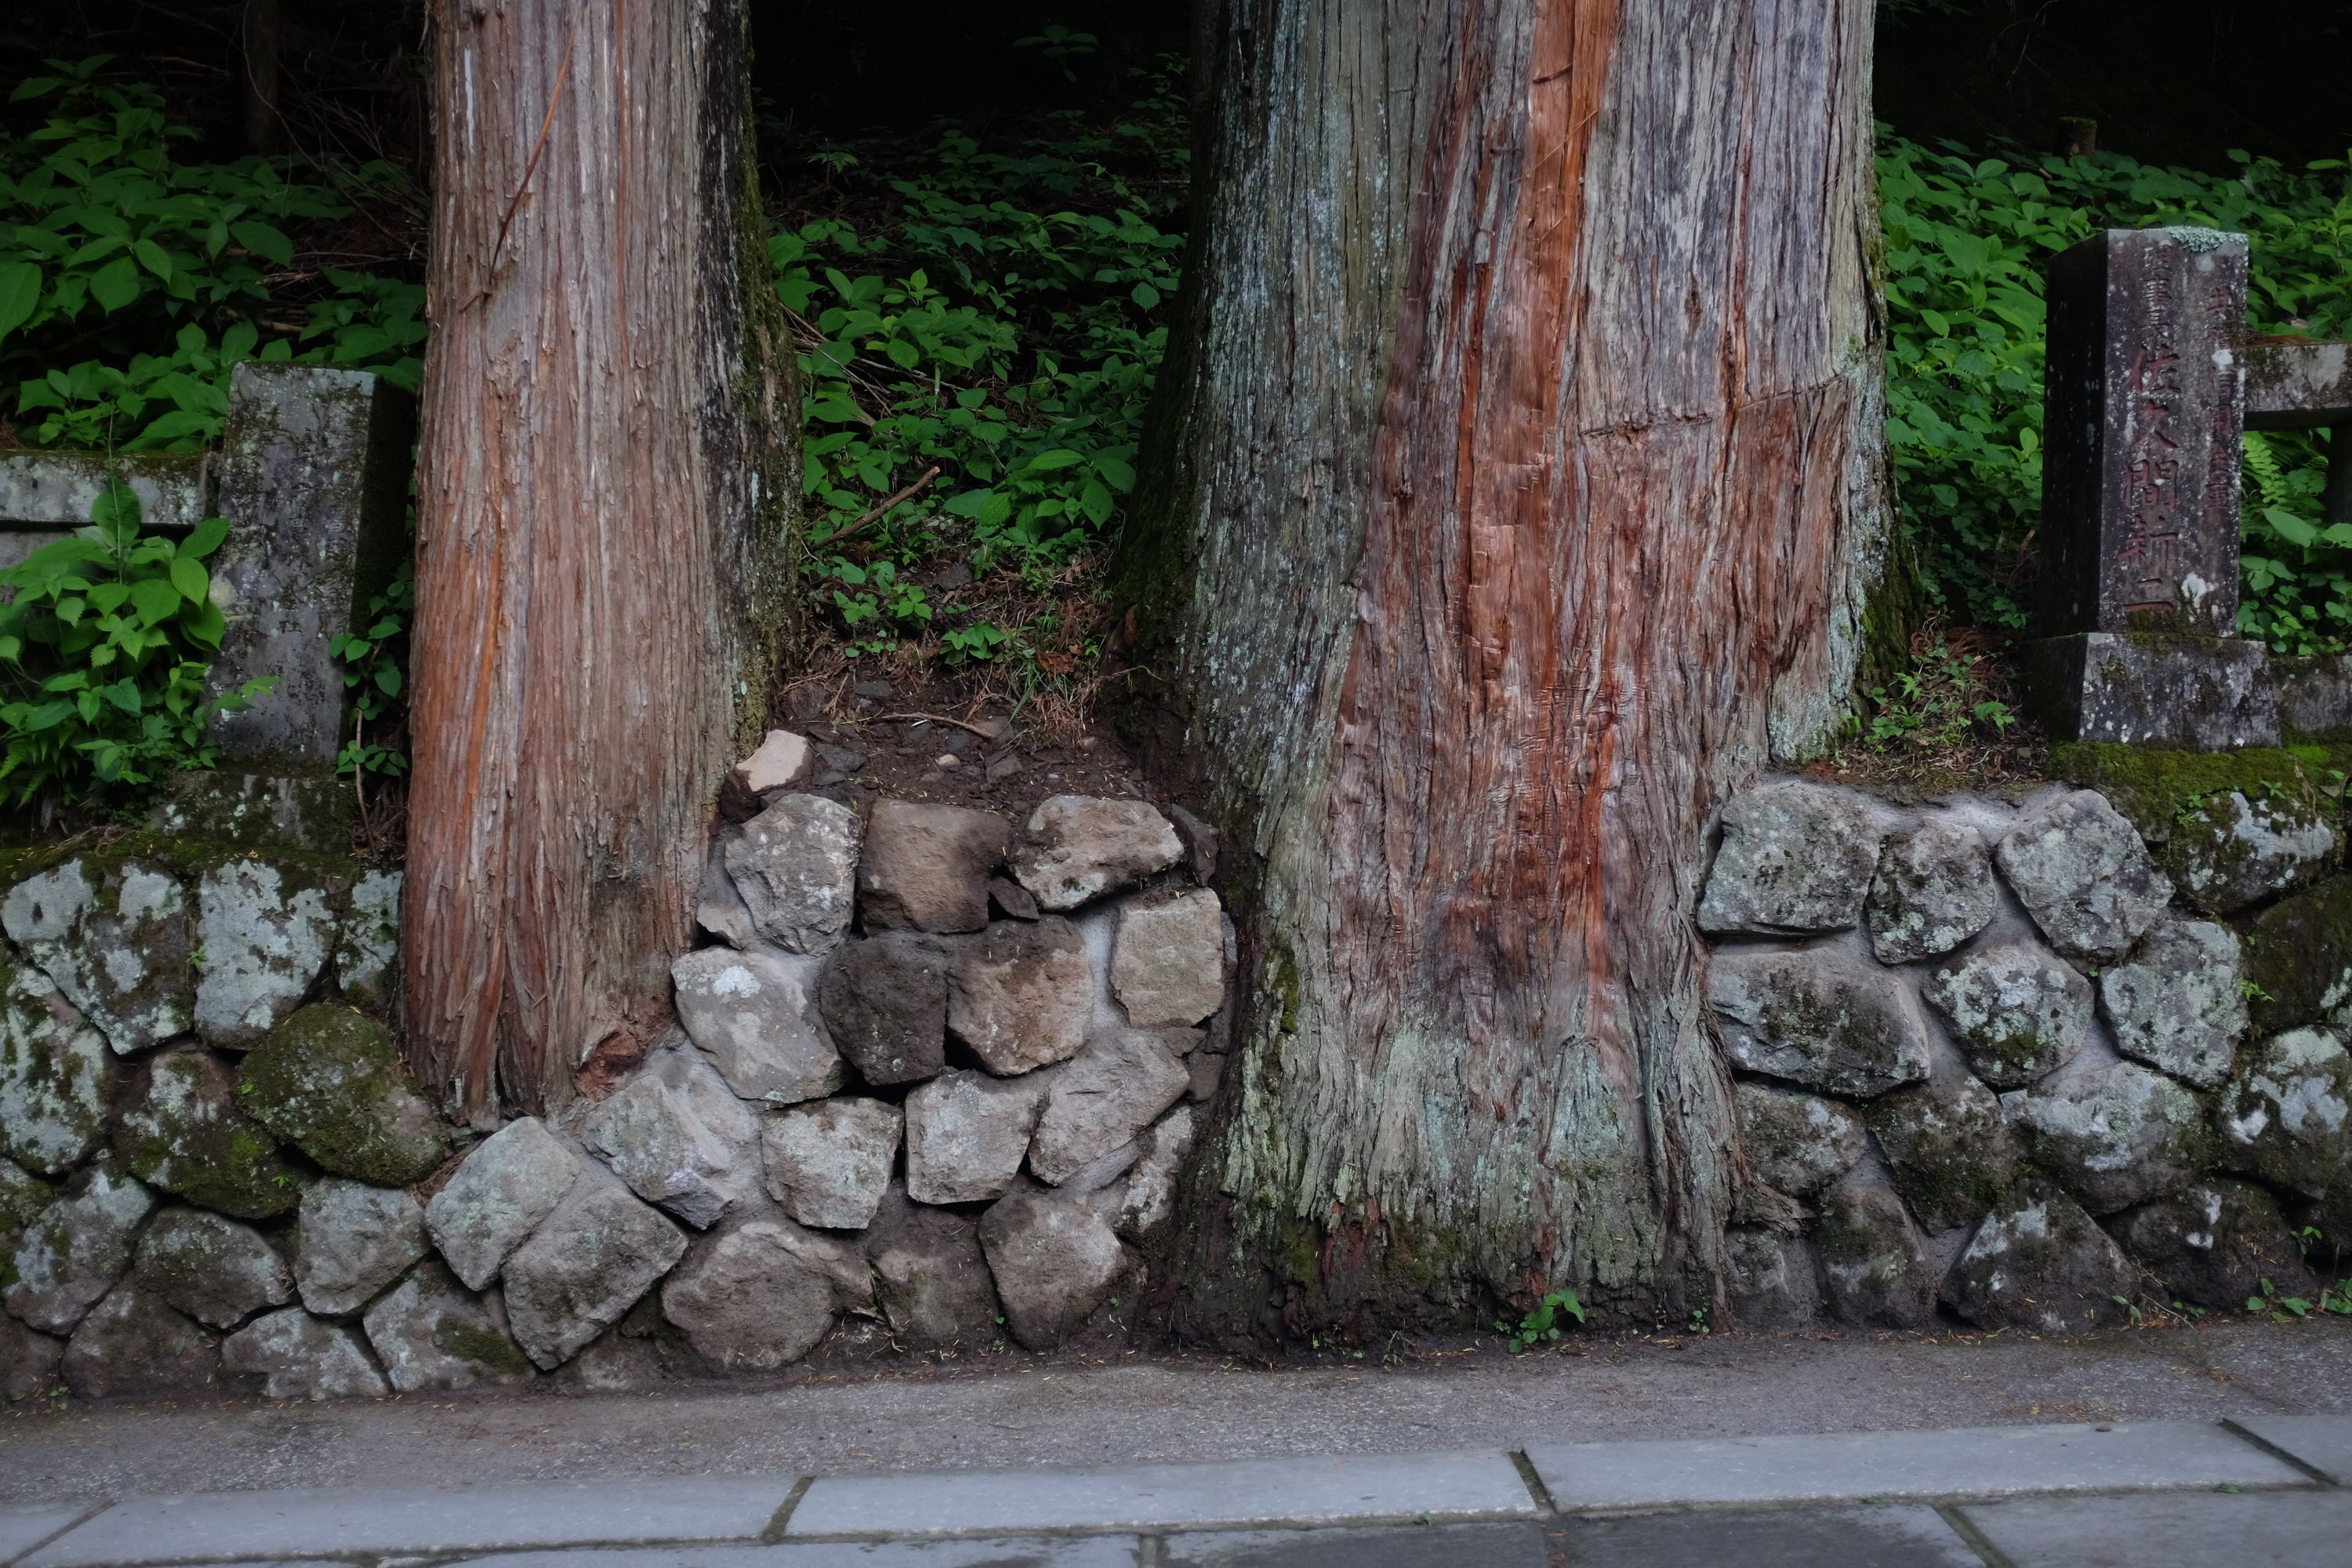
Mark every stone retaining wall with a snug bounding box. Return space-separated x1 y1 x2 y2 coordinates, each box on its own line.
1704 769 2352 1333
0 780 1230 1400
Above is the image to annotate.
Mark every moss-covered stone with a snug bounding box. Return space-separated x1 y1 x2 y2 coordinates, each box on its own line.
237 1004 447 1186
2051 743 2344 913
1865 1076 2021 1232
1813 1180 1935 1328
2240 874 2352 1036
0 958 113 1177
0 1157 53 1289
111 1047 303 1221
0 853 194 1053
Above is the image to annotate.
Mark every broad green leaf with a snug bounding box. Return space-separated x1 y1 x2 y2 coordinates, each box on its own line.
129 577 183 626
89 254 140 312
0 261 41 342
169 556 208 603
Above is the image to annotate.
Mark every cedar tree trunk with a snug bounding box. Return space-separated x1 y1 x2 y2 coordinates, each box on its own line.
1126 0 1889 1333
408 0 796 1122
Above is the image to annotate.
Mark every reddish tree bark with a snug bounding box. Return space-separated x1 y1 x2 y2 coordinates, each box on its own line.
1125 0 1889 1328
407 0 794 1121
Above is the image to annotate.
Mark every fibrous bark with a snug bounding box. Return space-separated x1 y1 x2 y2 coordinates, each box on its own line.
408 0 796 1121
1125 0 1889 1331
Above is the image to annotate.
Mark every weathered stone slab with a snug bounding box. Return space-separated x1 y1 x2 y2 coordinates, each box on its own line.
1994 790 2172 962
193 857 348 1047
1030 1029 1191 1186
1922 938 2094 1089
423 1117 580 1291
1111 1108 1196 1240
3 1164 155 1332
2164 789 2339 914
332 869 401 1012
2113 1178 2317 1309
979 1185 1126 1349
724 794 862 955
859 800 1011 934
236 1004 447 1186
1007 797 1184 911
2 857 194 1053
1724 1227 1820 1330
0 960 112 1176
659 1217 852 1370
150 769 354 855
906 1067 1055 1204
500 1167 686 1369
732 728 812 794
294 1178 428 1316
1864 822 1998 964
866 1193 1001 1348
2013 1062 2205 1214
579 1046 759 1231
2214 1025 2352 1197
818 931 950 1087
2017 632 2278 750
1865 1076 2020 1232
112 1047 302 1220
948 917 1094 1075
1111 891 1225 1027
2245 339 2352 429
762 1097 901 1229
134 1207 293 1329
693 828 758 950
1814 1181 1935 1328
1940 1188 2147 1332
1707 948 1930 1099
2099 917 2246 1089
361 1259 534 1392
670 946 843 1105
203 364 412 768
1697 781 1879 935
62 1283 217 1399
1735 1083 1866 1200
221 1306 388 1399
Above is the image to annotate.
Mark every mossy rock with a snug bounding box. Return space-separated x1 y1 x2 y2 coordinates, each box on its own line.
0 1157 53 1287
2240 874 2352 1035
237 1004 448 1186
111 1048 303 1220
2051 742 2344 913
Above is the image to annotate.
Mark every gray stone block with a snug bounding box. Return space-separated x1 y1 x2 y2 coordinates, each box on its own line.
1866 821 1998 964
1163 1522 1550 1568
2018 633 2278 750
1961 1486 2352 1568
1708 948 1930 1099
1698 780 1880 935
1922 938 2094 1089
2228 1412 2352 1484
1549 1506 1979 1568
1994 790 2173 964
1940 1189 2148 1333
1736 1083 1866 1200
2 858 194 1055
220 1306 388 1400
0 960 113 1178
1006 797 1184 911
423 1116 582 1291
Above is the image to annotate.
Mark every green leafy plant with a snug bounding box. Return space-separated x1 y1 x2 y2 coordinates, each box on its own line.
1497 1287 1587 1352
1857 626 2016 753
328 558 411 779
2247 1276 2317 1319
0 477 270 804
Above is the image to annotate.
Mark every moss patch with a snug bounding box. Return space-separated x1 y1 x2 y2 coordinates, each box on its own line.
432 1317 535 1377
2241 874 2352 1034
111 1049 303 1220
2052 742 2345 844
236 1004 448 1186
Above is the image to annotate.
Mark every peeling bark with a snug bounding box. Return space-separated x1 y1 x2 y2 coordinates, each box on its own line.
1125 0 1888 1332
407 0 796 1122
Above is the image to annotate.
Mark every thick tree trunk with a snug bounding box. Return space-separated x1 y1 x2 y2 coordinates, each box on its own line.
408 0 796 1122
240 0 285 156
1125 0 1889 1333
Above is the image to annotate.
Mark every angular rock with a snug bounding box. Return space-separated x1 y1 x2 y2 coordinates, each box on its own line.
1111 891 1225 1028
1697 780 1881 935
1940 1188 2146 1333
1724 1227 1820 1330
1813 1181 1935 1328
1187 1051 1223 1104
2214 1026 2352 1198
423 1117 581 1290
659 1217 856 1370
294 1178 429 1316
501 1168 687 1369
724 793 862 955
733 728 812 795
670 946 843 1106
333 869 401 1012
1167 803 1219 884
581 1046 760 1230
134 1207 293 1329
818 931 950 1087
2165 789 2340 915
0 1156 49 1242
1110 1108 1196 1240
0 960 113 1176
1922 938 2094 1090
361 1260 535 1392
0 1316 62 1401
1707 948 1931 1099
978 1185 1126 1349
112 1047 302 1220
1736 1083 1866 1200
192 856 347 1047
1865 822 1998 964
63 1284 217 1399
990 877 1040 921
236 1004 448 1186
2241 877 2352 1037
947 917 1094 1075
866 1198 1000 1348
2099 918 2247 1090
695 827 759 950
4 1164 155 1332
221 1306 388 1399
1029 1029 1192 1185
1865 1076 2021 1232
762 1098 901 1229
905 1068 1056 1204
1 857 194 1053
2114 1180 2318 1310
1006 797 1183 911
1994 791 2172 963
858 800 1011 935
2015 1062 2206 1214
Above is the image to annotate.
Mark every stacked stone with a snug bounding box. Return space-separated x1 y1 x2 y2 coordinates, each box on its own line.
0 844 437 1401
1705 779 2349 1337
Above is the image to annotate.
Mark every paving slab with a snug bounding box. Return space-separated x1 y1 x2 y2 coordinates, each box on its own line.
445 1541 1138 1567
1548 1504 1982 1567
1526 1421 2304 1510
786 1450 1535 1538
0 1507 88 1564
1960 1487 2352 1567
1158 1522 1547 1566
2228 1412 2352 1483
20 1476 800 1567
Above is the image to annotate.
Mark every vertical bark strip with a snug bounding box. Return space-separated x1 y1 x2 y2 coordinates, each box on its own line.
408 0 794 1121
1127 0 1886 1328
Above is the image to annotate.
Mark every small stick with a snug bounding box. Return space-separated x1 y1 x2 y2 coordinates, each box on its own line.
830 466 942 543
878 711 999 739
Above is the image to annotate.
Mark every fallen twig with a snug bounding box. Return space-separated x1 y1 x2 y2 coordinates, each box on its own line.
877 710 1000 739
829 466 942 543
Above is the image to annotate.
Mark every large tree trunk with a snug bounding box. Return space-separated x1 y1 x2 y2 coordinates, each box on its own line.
1125 0 1889 1334
408 0 796 1122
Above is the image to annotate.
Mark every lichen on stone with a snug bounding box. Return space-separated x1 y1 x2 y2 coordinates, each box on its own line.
237 1004 448 1187
111 1048 303 1220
